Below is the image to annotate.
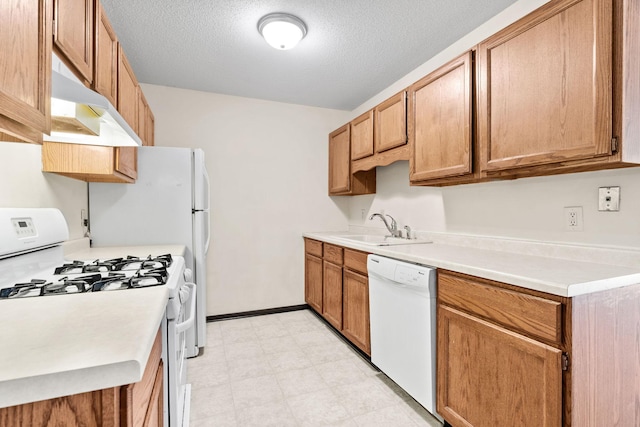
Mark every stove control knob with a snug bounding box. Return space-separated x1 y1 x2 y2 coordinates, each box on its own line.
184 268 193 282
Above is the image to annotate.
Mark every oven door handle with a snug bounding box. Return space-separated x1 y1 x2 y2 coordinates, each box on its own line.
176 282 197 334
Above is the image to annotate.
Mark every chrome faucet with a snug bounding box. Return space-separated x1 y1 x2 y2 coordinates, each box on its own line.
369 213 402 238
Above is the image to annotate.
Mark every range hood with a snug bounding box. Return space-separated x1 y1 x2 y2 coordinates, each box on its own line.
43 71 141 147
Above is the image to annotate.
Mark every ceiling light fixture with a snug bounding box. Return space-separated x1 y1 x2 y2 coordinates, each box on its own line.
257 13 307 50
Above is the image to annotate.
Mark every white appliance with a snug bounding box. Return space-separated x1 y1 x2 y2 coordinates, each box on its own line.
0 208 194 427
367 254 442 421
89 146 210 358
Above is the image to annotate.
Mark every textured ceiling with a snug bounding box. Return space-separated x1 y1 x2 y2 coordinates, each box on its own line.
100 0 518 110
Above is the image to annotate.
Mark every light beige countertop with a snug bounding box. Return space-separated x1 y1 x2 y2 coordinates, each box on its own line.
0 286 168 408
304 231 640 297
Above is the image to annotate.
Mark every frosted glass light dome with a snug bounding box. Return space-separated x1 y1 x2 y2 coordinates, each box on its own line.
258 13 307 50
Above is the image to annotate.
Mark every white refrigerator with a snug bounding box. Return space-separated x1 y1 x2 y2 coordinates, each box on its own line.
89 146 210 358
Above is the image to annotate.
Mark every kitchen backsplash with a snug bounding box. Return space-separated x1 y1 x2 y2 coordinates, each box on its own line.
349 161 640 250
0 142 87 239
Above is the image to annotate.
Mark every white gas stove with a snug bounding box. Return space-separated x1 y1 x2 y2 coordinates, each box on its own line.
0 208 192 427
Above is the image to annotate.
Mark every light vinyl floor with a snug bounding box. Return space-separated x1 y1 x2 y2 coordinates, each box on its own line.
187 309 442 427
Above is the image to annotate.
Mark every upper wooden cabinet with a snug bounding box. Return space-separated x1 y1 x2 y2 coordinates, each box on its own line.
93 0 118 106
138 88 154 146
410 51 474 183
375 91 407 153
0 0 52 144
118 46 139 132
350 110 374 160
328 124 351 194
53 0 94 84
478 0 614 173
42 141 137 182
328 124 376 196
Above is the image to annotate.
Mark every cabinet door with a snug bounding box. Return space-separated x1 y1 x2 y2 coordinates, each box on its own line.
93 0 118 106
351 110 374 160
137 88 148 145
322 260 343 330
342 269 370 355
305 253 323 313
410 52 473 182
0 0 52 143
116 147 137 180
145 103 155 146
437 305 562 427
117 45 138 132
374 91 407 153
53 0 93 83
328 124 351 194
478 0 613 172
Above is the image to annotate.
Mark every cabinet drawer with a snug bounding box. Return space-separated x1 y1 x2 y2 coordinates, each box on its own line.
344 249 368 275
438 271 563 345
304 238 323 257
323 243 343 265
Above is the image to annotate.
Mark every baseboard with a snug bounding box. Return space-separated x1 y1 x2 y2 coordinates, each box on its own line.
206 304 309 322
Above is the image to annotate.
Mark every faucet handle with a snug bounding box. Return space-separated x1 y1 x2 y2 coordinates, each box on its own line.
386 214 397 230
404 225 412 240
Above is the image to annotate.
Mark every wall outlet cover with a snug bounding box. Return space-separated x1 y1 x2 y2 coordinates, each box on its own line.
598 186 620 211
564 206 583 231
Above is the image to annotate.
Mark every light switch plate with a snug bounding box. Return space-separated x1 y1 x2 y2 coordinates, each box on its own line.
598 186 620 211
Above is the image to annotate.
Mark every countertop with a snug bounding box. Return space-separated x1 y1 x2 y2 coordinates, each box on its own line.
303 231 640 297
0 242 179 409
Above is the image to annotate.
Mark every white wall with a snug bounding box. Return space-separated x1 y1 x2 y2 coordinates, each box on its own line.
141 84 350 315
0 143 88 239
347 0 640 250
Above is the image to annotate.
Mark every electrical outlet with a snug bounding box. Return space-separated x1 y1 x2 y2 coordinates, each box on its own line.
361 209 366 220
598 186 620 211
564 206 583 231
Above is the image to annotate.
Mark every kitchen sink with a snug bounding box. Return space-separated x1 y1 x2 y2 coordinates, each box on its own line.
335 235 432 246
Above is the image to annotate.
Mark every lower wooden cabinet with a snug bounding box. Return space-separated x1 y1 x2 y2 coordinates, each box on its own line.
437 270 566 427
323 259 343 330
304 253 323 313
342 268 370 354
303 238 371 355
438 305 562 426
0 329 163 427
42 141 137 183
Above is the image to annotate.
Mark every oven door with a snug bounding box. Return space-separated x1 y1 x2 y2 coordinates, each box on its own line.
167 282 196 427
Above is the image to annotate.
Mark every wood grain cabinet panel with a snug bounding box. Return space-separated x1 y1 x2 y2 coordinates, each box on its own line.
343 248 368 275
42 141 136 183
375 91 407 153
328 123 376 196
53 0 94 84
117 45 138 132
342 269 370 355
438 271 563 345
322 260 343 330
438 305 562 427
478 0 613 172
305 252 323 313
351 110 374 160
93 0 118 106
410 52 473 183
304 238 323 258
323 243 343 265
0 0 52 143
328 124 352 194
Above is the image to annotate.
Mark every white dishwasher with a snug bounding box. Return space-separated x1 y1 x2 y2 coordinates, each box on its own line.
367 254 441 421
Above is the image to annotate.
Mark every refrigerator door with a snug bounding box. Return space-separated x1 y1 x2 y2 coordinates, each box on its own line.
189 209 209 357
188 148 210 357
